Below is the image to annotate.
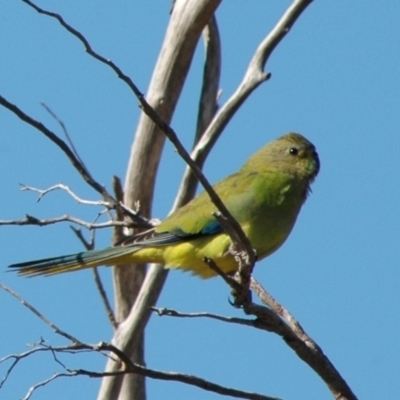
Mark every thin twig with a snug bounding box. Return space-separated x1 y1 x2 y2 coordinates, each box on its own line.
151 307 256 328
70 226 94 249
20 183 111 206
0 347 49 389
112 175 126 243
203 257 238 287
70 227 118 329
93 268 118 329
22 372 73 400
40 102 89 172
0 214 127 229
0 283 81 344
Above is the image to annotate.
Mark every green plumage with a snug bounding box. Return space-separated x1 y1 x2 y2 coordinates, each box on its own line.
9 133 320 278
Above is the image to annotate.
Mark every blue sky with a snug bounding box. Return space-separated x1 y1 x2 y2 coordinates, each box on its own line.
1 1 400 399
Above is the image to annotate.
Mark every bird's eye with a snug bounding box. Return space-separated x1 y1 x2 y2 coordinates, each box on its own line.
288 147 298 156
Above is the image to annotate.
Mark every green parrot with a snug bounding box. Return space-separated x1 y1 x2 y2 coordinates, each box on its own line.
9 132 320 278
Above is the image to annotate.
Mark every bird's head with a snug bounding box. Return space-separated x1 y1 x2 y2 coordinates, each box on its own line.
244 132 320 183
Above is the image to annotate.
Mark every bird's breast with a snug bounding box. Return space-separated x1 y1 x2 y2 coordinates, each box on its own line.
241 181 304 261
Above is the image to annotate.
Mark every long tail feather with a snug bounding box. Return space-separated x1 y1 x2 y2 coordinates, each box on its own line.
8 247 137 277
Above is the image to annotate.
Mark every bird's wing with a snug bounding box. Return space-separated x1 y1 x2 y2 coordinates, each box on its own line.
118 228 199 248
155 170 260 236
120 168 286 249
119 171 258 248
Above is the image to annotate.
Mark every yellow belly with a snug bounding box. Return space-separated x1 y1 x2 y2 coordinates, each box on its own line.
129 221 291 279
130 234 234 278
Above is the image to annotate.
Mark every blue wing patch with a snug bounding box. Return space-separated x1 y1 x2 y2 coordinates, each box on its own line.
199 219 222 235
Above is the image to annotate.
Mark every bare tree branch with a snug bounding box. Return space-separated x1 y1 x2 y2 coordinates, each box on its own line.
250 277 308 338
22 0 224 223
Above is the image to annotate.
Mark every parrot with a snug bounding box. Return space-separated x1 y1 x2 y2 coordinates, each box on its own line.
9 132 320 279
